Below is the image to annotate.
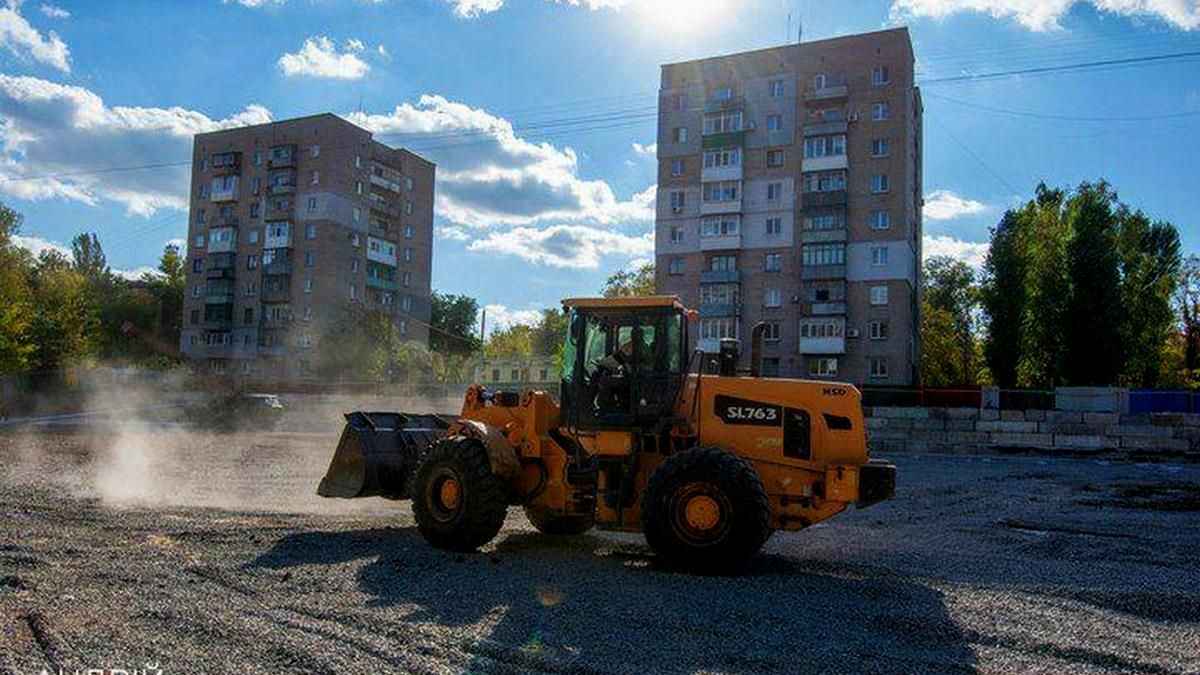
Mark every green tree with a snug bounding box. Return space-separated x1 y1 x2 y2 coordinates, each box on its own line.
602 262 656 298
922 256 980 384
1021 185 1070 387
0 203 35 373
317 304 428 383
144 244 186 351
430 292 481 356
1062 182 1125 386
485 324 534 358
1116 208 1181 387
920 304 963 387
71 232 110 281
27 251 98 371
1178 255 1200 382
981 210 1028 388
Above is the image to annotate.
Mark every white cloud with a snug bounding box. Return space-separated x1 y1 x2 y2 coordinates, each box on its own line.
483 303 544 333
0 1 70 72
348 96 655 228
631 141 656 156
113 266 161 281
39 3 69 19
438 226 470 241
924 234 990 269
12 232 69 258
166 237 186 249
446 0 505 17
0 74 271 216
924 189 988 221
222 0 284 7
376 44 390 59
278 36 370 80
891 0 1200 31
468 224 652 269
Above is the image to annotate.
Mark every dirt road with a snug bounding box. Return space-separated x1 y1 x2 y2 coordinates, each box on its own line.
1 429 1197 674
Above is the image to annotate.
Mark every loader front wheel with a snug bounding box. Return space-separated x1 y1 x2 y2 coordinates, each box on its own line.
411 436 508 552
523 507 594 536
642 448 770 575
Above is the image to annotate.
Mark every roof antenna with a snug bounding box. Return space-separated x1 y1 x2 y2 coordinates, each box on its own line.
786 12 792 44
798 11 803 43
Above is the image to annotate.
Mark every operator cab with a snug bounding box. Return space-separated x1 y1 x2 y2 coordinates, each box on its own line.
560 297 689 430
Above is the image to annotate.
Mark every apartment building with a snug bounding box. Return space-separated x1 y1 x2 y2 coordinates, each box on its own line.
655 28 922 385
179 114 435 380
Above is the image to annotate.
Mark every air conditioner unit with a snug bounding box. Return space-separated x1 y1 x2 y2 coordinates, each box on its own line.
847 328 861 338
671 206 682 213
847 112 860 122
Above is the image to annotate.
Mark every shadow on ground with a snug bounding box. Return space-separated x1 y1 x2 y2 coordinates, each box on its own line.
252 527 978 674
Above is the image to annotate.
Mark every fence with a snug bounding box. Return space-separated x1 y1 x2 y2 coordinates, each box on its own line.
862 386 1200 415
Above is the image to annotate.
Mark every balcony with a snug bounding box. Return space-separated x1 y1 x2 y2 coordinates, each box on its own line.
700 198 742 216
800 264 846 280
699 233 742 251
370 173 403 193
269 182 296 196
210 181 238 203
367 276 398 292
699 269 740 284
802 190 848 209
803 121 848 137
803 155 848 172
702 130 746 149
260 315 292 330
264 227 292 250
369 198 402 219
805 77 849 103
799 336 846 355
268 145 297 168
700 164 743 182
202 303 234 328
265 204 292 221
206 227 236 254
206 252 236 279
698 302 740 318
212 154 241 177
263 257 293 276
260 278 291 304
204 289 235 304
804 301 848 316
801 228 848 244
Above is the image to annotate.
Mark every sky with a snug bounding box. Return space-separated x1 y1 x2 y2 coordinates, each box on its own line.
0 0 1197 330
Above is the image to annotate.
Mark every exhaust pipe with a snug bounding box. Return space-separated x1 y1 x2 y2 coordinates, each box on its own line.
749 322 766 377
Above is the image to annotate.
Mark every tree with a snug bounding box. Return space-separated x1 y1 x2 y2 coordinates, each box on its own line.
0 202 35 373
27 250 98 371
1062 182 1124 386
1021 185 1070 387
602 262 655 298
71 232 110 281
145 244 185 350
981 210 1028 389
317 304 429 383
1179 256 1200 382
430 292 481 356
1116 208 1181 387
485 324 534 358
922 256 980 384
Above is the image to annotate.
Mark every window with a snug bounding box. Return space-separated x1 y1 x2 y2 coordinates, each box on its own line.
700 318 737 340
871 173 890 194
870 357 890 379
351 233 361 247
348 284 357 300
766 114 783 131
304 278 314 293
872 101 891 121
702 181 739 202
765 217 782 236
305 250 315 267
806 208 846 230
310 144 321 158
672 93 685 111
703 111 742 135
246 254 258 270
871 138 890 157
253 150 264 166
193 233 205 247
196 209 206 225
404 201 413 215
192 258 204 273
310 170 320 185
699 283 738 305
762 357 781 378
710 255 736 271
871 210 891 230
712 86 733 101
348 258 359 273
404 224 414 239
872 65 891 86
803 171 846 193
405 177 414 191
243 307 254 325
669 190 686 211
769 78 784 97
189 310 199 326
249 202 260 219
200 157 209 172
402 271 411 287
766 182 783 201
763 322 781 342
305 223 316 239
800 319 844 339
668 258 684 275
803 135 846 159
809 358 838 377
700 215 739 237
670 159 684 177
243 281 256 297
307 197 318 213
356 181 363 195
703 146 741 168
802 243 845 267
352 207 362 223
870 285 889 306
673 127 688 143
764 288 782 308
868 320 889 340
191 284 201 298
764 252 782 272
766 149 784 167
669 226 684 244
298 333 313 349
404 247 414 263
871 246 889 266
355 154 362 169
251 177 261 195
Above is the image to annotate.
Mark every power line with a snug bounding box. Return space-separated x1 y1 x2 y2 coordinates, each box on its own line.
924 91 1200 122
920 49 1200 85
928 113 1019 195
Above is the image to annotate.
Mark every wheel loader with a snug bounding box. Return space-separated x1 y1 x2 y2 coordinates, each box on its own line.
318 296 895 574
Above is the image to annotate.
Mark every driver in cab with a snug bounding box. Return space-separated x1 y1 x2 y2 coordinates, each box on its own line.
594 333 634 414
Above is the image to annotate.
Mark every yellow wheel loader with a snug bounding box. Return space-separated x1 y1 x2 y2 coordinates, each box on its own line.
318 297 895 574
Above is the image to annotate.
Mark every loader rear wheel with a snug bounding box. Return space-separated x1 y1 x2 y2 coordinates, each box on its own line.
523 507 594 536
411 436 507 552
642 447 770 575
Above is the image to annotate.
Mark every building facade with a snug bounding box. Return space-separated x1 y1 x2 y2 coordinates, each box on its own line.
655 28 922 385
180 114 435 380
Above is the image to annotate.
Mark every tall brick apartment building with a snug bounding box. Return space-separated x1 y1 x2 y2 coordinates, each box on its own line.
655 28 923 385
180 114 435 380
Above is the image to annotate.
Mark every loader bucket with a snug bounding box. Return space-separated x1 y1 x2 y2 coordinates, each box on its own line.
317 411 451 499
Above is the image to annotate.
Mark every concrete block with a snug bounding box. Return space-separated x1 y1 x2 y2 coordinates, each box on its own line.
885 418 914 432
875 407 929 419
1083 412 1120 425
976 420 1038 433
1038 421 1101 436
989 432 1053 449
1105 425 1174 439
1120 436 1191 451
1024 409 1047 422
1119 414 1150 426
1000 410 1026 422
1045 410 1083 423
979 409 1000 421
1054 434 1117 450
911 430 949 443
1149 413 1185 427
944 408 981 420
911 418 946 431
945 431 990 445
866 429 909 442
944 419 976 432
865 417 890 430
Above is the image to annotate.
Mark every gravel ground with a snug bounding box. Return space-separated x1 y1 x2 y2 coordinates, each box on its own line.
1 427 1198 674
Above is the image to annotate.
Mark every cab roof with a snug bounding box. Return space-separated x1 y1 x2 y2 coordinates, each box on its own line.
562 296 688 311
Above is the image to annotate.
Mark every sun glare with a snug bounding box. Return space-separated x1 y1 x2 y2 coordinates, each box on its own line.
628 0 732 35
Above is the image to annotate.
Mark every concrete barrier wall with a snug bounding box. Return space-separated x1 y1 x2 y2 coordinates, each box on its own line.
866 407 1200 461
